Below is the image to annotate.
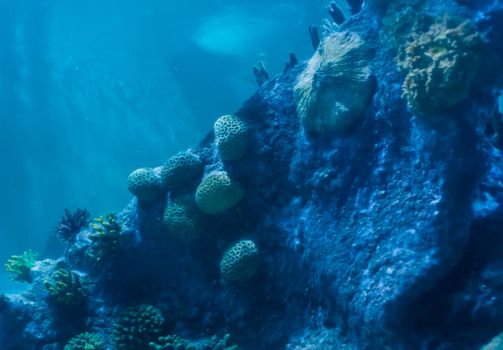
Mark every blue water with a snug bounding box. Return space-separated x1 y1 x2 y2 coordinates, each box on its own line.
0 0 325 290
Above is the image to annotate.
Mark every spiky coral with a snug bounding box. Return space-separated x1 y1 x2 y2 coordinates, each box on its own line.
4 250 37 283
113 304 164 350
294 31 375 134
55 208 91 243
397 15 482 116
87 213 121 265
64 332 105 350
44 268 86 305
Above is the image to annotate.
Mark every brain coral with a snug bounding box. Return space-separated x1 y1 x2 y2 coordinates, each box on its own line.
127 167 165 201
195 171 244 215
64 332 105 350
220 240 259 282
294 31 375 134
160 150 203 190
214 115 248 161
113 304 164 350
397 15 482 116
163 196 204 242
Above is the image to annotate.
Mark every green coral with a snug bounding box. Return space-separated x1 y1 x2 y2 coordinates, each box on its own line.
294 31 374 134
113 304 164 350
397 14 482 116
4 250 37 283
195 171 244 215
214 115 248 161
220 240 259 283
44 268 86 305
128 167 165 201
64 332 105 350
160 150 203 190
150 333 240 350
163 196 204 242
87 213 121 265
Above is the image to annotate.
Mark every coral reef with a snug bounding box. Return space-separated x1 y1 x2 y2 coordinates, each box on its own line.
219 240 259 283
397 14 482 116
87 213 121 265
113 304 164 350
127 167 165 201
160 150 203 190
4 250 37 283
2 1 503 349
55 208 91 243
64 332 105 350
294 31 375 134
213 115 248 161
163 196 203 242
44 268 86 306
195 171 244 215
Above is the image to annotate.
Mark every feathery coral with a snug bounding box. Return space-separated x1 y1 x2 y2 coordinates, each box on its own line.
294 31 374 134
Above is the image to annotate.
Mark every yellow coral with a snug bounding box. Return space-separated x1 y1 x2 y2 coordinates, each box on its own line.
294 31 374 134
397 15 482 116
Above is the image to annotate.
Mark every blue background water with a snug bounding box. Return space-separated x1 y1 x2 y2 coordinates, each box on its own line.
0 0 326 290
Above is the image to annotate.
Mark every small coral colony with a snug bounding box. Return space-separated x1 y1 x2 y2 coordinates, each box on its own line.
3 0 483 348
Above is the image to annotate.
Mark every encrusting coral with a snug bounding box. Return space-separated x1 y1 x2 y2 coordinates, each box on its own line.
160 150 203 190
397 14 482 116
4 250 37 283
64 332 105 350
44 268 86 306
294 31 375 134
127 167 165 201
113 304 165 350
163 196 204 242
214 115 248 161
150 333 240 350
220 240 259 283
195 171 244 215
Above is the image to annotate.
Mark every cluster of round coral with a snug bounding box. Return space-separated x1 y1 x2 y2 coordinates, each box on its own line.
126 114 259 283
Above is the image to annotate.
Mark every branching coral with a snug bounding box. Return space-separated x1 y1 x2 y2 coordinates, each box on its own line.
113 304 164 350
64 332 105 350
163 196 204 242
214 115 248 161
127 167 165 201
55 208 90 243
397 15 482 116
294 31 375 134
195 171 244 215
87 213 121 265
4 250 37 283
44 268 86 306
160 150 203 190
220 240 259 283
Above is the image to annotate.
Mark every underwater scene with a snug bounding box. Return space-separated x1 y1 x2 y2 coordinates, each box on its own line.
1 0 503 348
